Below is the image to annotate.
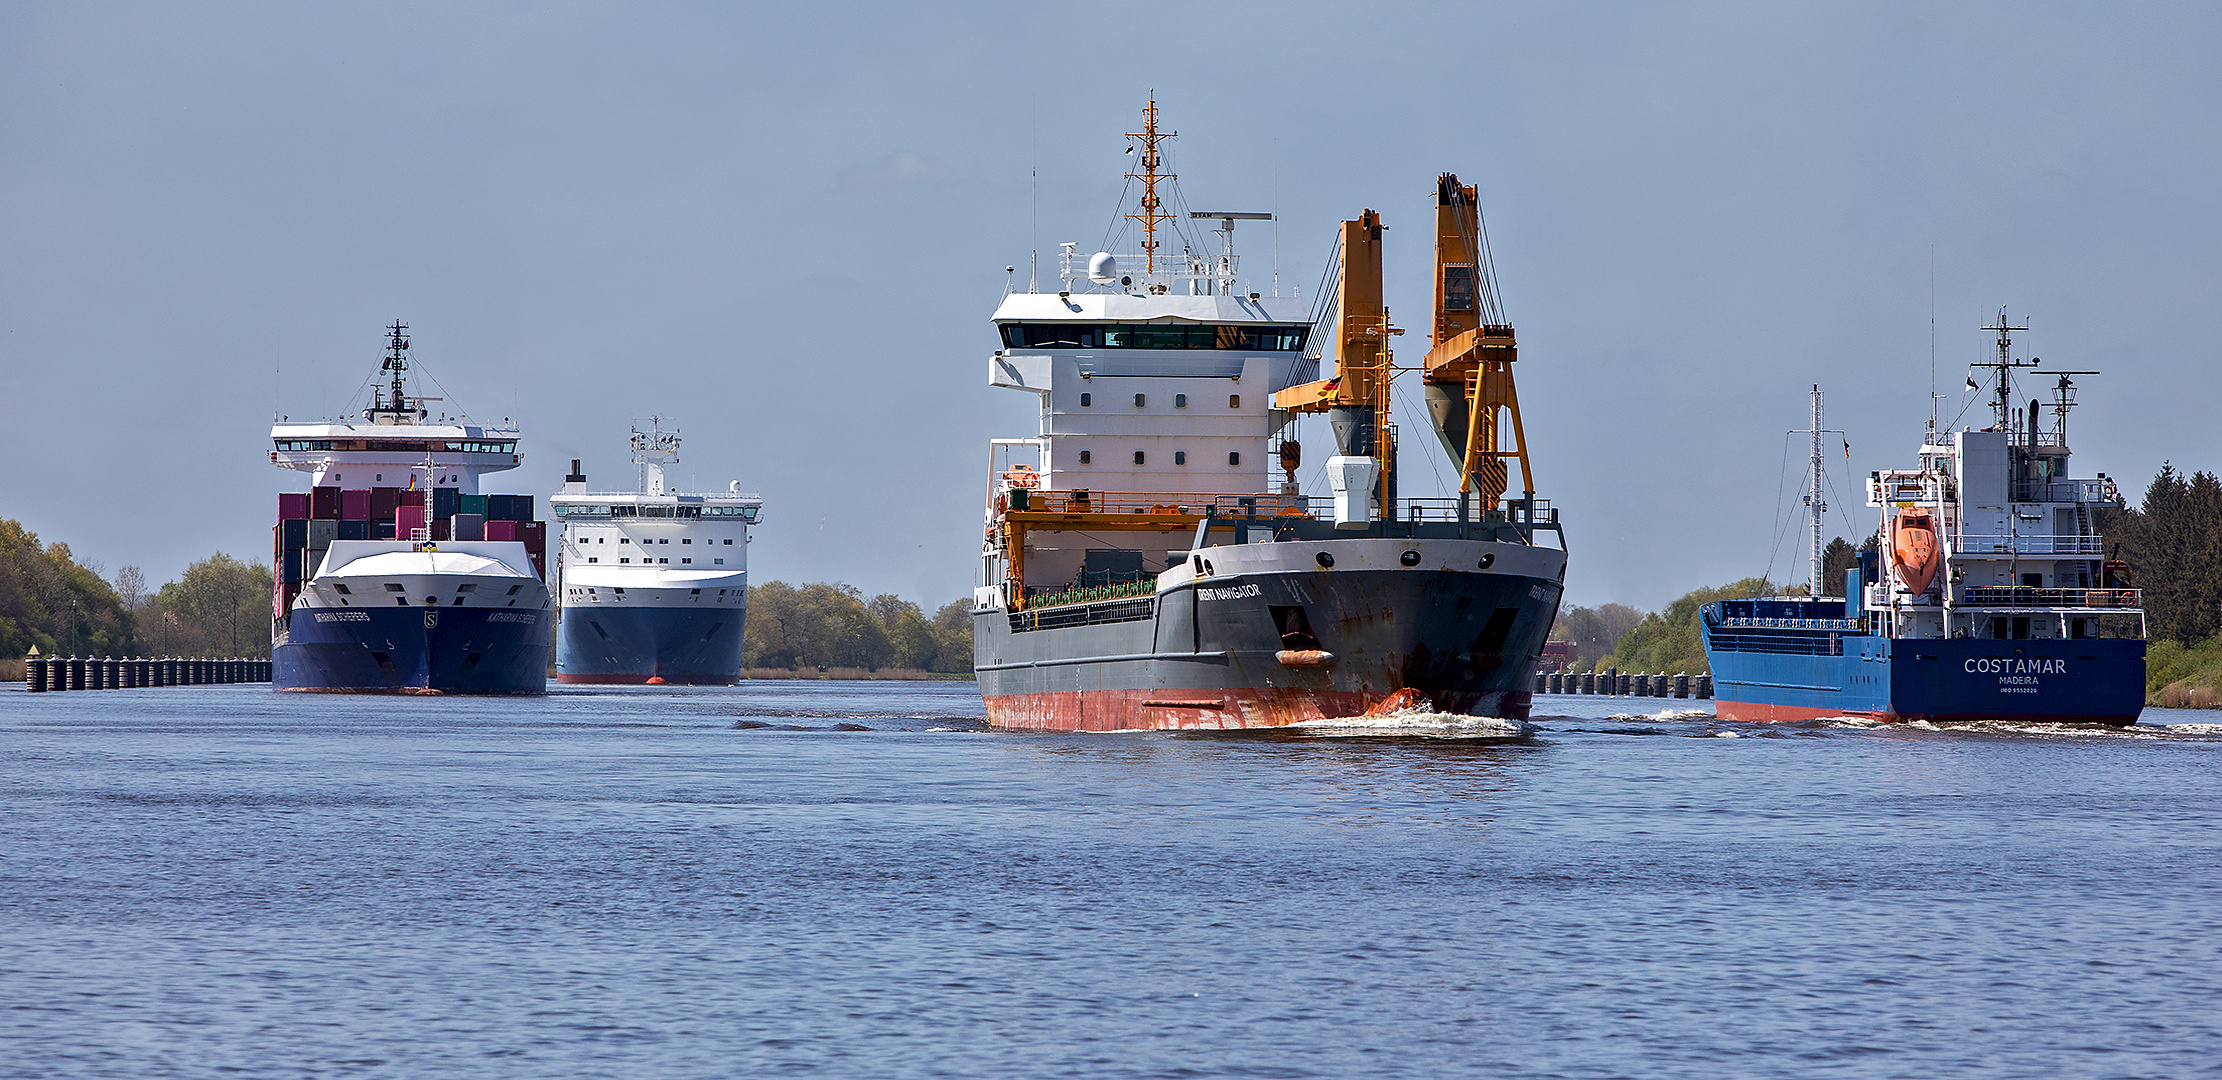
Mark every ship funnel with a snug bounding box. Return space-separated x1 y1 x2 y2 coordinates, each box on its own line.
1087 252 1119 284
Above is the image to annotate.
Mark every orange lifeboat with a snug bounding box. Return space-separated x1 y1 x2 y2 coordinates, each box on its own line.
1891 507 1940 594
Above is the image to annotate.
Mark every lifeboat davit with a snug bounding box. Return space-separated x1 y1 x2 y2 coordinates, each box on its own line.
1891 507 1940 594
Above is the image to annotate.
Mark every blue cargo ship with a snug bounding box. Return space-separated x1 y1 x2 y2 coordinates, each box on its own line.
550 420 760 684
1702 313 2146 725
270 323 552 693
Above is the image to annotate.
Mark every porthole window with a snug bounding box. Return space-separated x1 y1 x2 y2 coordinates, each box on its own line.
1133 451 1146 465
1175 451 1187 465
1079 450 1092 464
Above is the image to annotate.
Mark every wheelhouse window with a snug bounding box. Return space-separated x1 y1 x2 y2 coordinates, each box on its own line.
999 323 1308 352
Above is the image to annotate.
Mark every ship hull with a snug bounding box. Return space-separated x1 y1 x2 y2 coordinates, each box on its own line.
1706 634 2145 725
555 602 745 685
976 540 1562 731
276 604 548 694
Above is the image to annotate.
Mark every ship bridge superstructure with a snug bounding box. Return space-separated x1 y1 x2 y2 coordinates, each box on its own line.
1861 311 2142 643
270 322 523 493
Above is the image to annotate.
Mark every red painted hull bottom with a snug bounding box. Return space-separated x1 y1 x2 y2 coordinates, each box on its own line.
555 672 735 685
984 687 1532 732
1713 699 2139 726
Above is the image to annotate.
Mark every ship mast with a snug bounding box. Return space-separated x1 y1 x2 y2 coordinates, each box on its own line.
369 321 414 424
1978 307 2033 432
1806 386 1826 597
1124 96 1176 274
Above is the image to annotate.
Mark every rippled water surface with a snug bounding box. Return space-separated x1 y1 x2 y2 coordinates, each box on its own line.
3 683 2219 1079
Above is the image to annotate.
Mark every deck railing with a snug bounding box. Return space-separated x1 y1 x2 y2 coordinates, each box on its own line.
1958 586 2140 609
1954 533 2107 556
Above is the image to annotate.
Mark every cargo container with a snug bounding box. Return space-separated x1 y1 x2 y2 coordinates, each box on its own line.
460 493 489 518
338 520 370 541
341 489 372 520
279 492 311 520
432 487 462 521
398 489 426 509
451 513 485 541
372 520 396 541
431 518 451 542
311 487 343 520
308 519 338 547
484 519 519 542
370 487 401 520
279 518 309 549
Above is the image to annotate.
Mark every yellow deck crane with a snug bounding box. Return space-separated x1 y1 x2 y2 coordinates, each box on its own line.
1420 173 1534 527
1269 210 1402 528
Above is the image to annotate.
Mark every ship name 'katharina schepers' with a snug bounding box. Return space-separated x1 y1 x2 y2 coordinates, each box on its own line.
1700 312 2146 724
270 323 551 694
551 420 761 684
971 98 1568 731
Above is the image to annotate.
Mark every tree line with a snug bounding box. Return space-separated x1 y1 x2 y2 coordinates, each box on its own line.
741 581 973 674
1 518 272 661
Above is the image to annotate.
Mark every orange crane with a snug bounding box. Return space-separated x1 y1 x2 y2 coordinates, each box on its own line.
1421 173 1532 515
1270 210 1401 525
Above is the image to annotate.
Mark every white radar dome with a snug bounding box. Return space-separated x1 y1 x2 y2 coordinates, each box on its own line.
1087 252 1118 284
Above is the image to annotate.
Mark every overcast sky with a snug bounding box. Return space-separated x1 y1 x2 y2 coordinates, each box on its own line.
5 2 2216 612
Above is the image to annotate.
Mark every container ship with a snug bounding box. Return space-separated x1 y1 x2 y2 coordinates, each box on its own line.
970 99 1568 731
551 419 761 684
270 323 552 693
1700 313 2146 724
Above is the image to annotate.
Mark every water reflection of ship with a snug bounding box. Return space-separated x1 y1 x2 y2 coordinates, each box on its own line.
970 99 1568 731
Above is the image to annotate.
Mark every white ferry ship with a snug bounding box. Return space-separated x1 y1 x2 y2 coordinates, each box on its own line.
270 323 552 694
551 420 761 684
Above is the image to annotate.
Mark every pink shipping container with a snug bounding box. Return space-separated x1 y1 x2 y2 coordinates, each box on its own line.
484 520 519 542
278 493 310 520
341 489 372 520
395 506 428 537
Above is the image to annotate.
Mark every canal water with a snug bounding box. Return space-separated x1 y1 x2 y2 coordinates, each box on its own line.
3 682 2218 1078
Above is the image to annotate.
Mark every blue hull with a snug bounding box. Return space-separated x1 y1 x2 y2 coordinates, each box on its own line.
1705 633 2146 724
556 603 745 684
275 604 549 694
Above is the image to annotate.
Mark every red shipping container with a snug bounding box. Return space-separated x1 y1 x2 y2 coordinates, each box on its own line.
311 487 342 520
431 518 450 542
398 489 426 508
529 551 546 580
278 493 310 520
395 506 428 537
484 520 519 542
342 489 372 520
518 520 547 553
370 487 401 520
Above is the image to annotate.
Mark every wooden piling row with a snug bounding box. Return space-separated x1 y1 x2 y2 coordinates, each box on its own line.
1535 668 1713 700
24 655 271 692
